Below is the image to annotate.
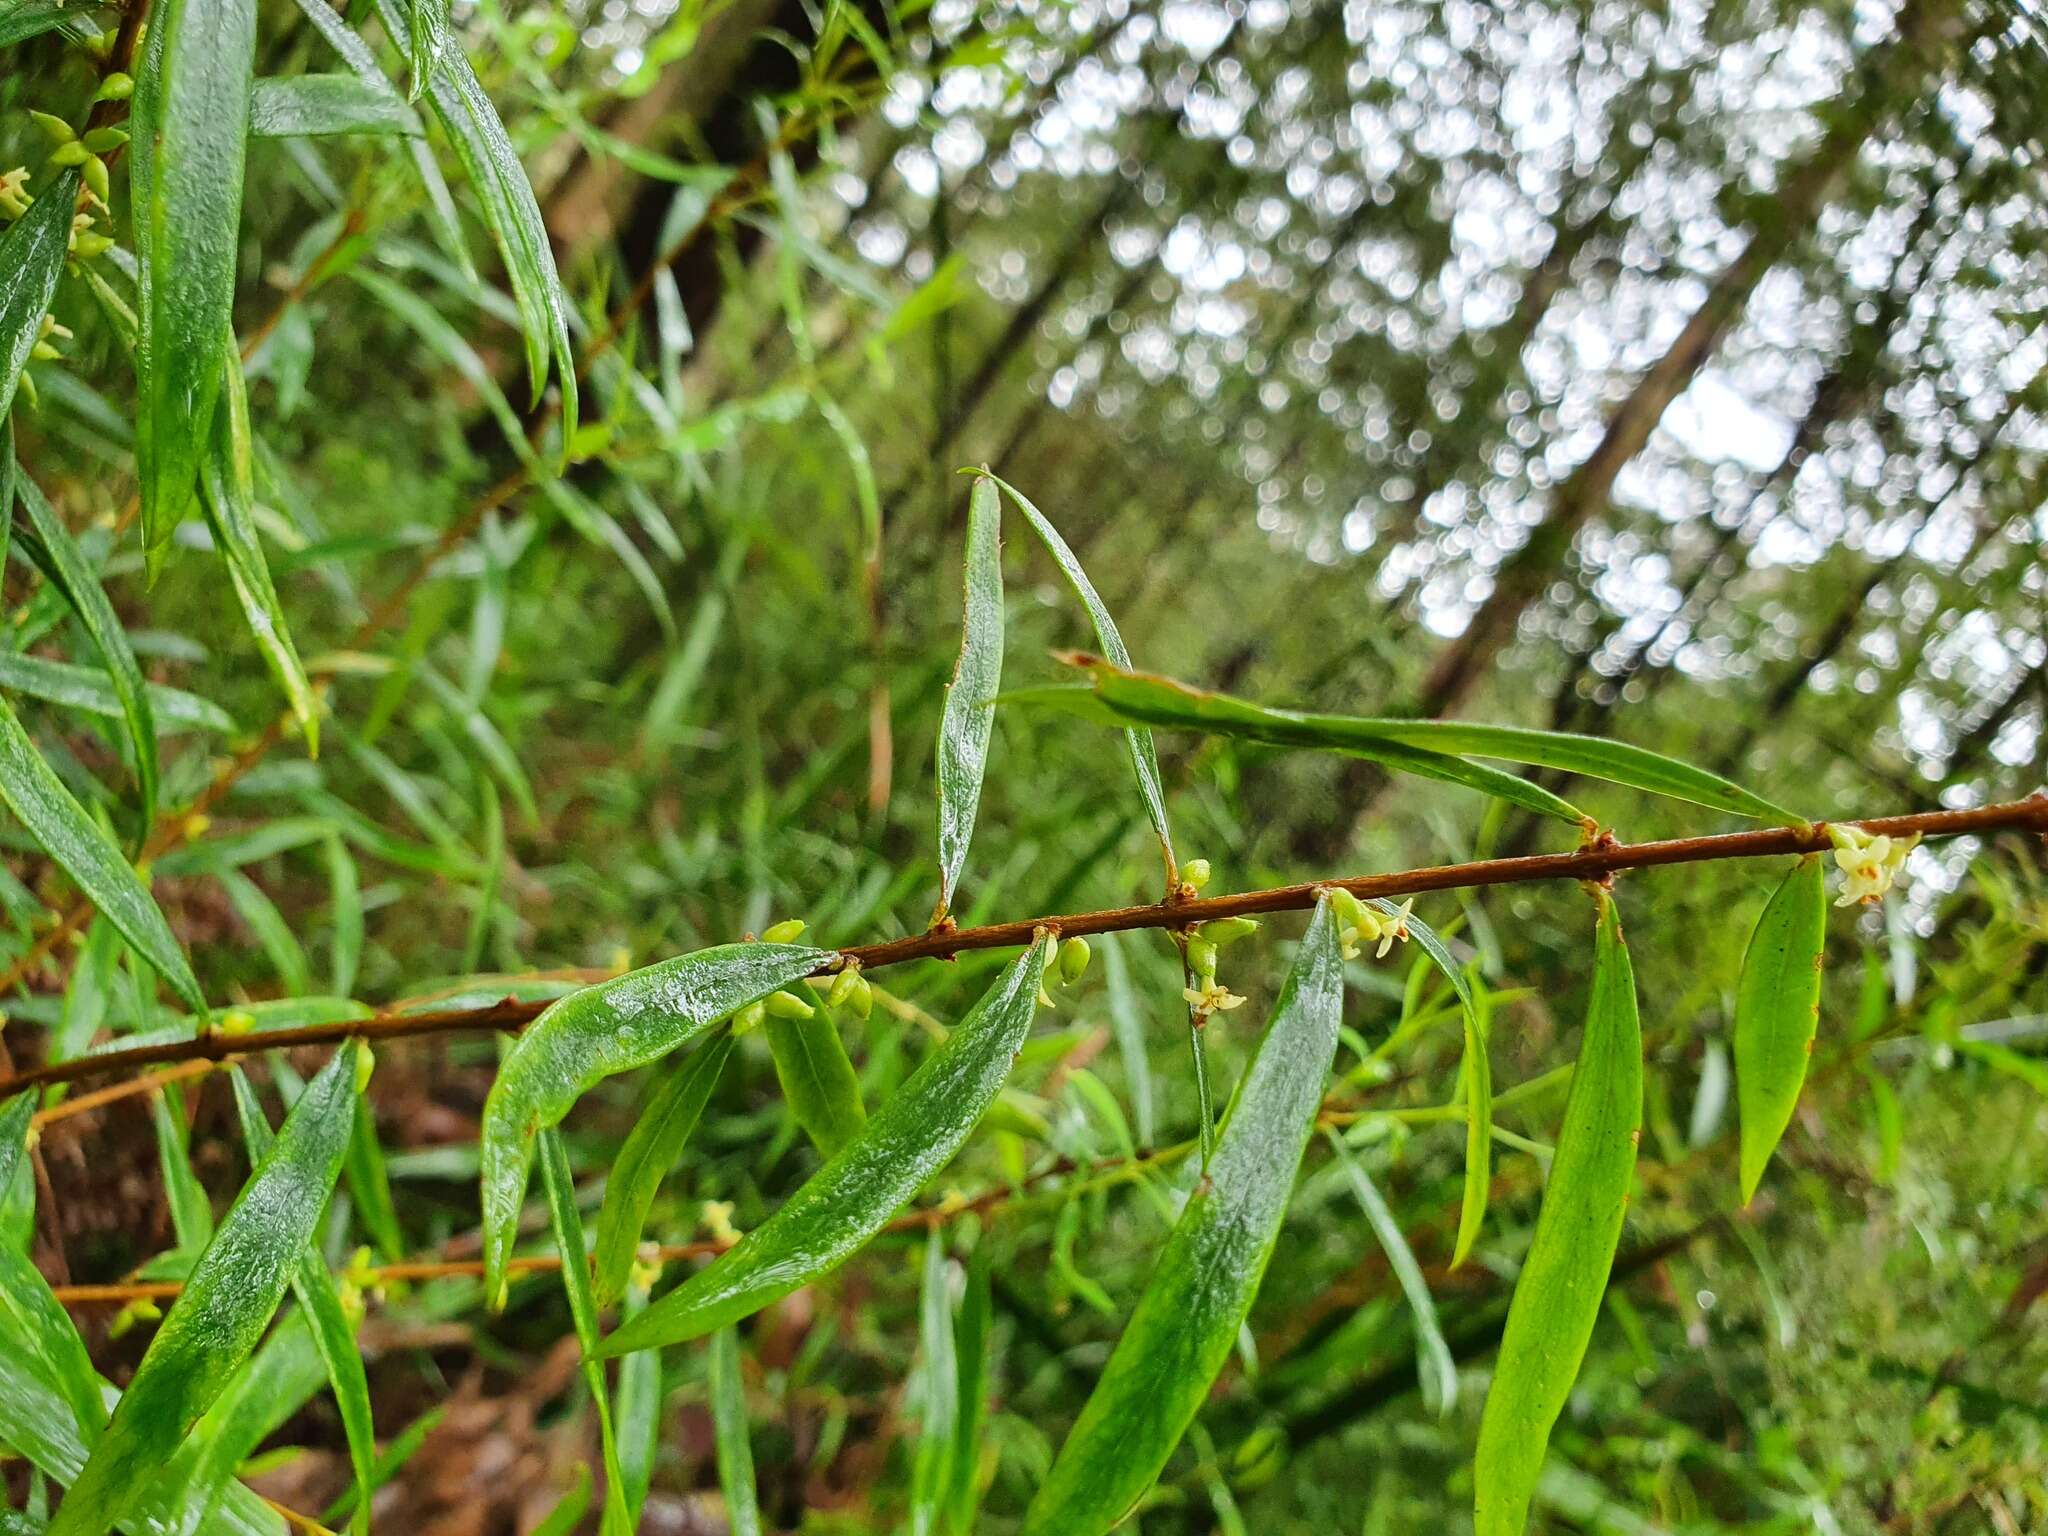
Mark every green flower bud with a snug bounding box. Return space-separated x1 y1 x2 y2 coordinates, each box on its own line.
49 141 89 167
354 1044 376 1094
70 231 114 259
1058 935 1092 983
28 111 75 144
93 72 134 102
80 126 127 153
1181 858 1212 892
765 988 813 1020
732 1001 767 1036
845 973 873 1020
30 341 59 361
1186 938 1217 983
81 154 108 205
1196 916 1259 947
827 962 860 1006
761 918 806 944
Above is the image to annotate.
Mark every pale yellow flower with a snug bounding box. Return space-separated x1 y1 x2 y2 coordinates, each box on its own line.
1829 825 1917 907
1183 978 1246 1017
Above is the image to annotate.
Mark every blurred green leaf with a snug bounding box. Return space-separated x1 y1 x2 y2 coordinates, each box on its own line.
1325 1130 1458 1417
765 1004 866 1158
707 1325 761 1536
249 75 423 138
1735 855 1827 1202
934 473 1004 923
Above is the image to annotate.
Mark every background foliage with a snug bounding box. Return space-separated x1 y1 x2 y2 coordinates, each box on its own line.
1 0 2046 1530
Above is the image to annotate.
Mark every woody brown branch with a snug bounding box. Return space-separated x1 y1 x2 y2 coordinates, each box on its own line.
3 794 2041 1100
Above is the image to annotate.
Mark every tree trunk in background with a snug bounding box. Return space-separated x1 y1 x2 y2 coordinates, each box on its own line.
1406 0 1959 725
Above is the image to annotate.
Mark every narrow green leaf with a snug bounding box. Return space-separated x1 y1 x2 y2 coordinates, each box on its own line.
536 1130 631 1536
0 694 205 1014
1325 1130 1457 1416
46 1042 360 1536
0 652 232 735
909 1232 959 1536
399 0 448 99
1734 855 1827 1203
983 475 1176 880
0 0 109 48
528 1466 591 1536
0 165 77 421
765 1007 866 1159
150 1082 214 1250
344 1097 404 1263
944 1250 993 1535
1006 680 1587 826
370 0 576 434
13 463 159 830
592 1035 732 1307
1474 890 1642 1536
595 937 1053 1356
200 352 319 752
1020 898 1346 1536
480 942 834 1304
170 1310 325 1536
707 1326 761 1536
249 75 423 138
1100 933 1156 1148
613 1284 661 1526
130 0 256 571
319 1406 446 1528
1374 899 1490 1267
933 474 1003 923
0 1204 108 1440
323 833 362 998
226 1067 376 1535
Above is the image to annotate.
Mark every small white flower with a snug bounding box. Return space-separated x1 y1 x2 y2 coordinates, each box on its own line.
1828 825 1917 907
1183 978 1245 1017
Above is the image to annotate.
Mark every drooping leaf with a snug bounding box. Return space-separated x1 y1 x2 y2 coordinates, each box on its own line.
0 165 77 422
983 475 1177 880
249 75 423 138
1020 897 1345 1535
707 1326 761 1536
1373 898 1490 1267
1037 658 1806 825
909 1231 959 1536
596 936 1052 1356
46 1042 360 1536
13 463 159 830
536 1129 631 1536
1325 1129 1458 1417
130 0 257 573
371 0 576 435
0 652 232 735
480 941 833 1303
933 473 1003 923
1734 855 1827 1203
226 1067 376 1536
200 351 319 751
1473 890 1642 1536
765 1006 866 1159
592 1034 732 1307
0 694 205 1014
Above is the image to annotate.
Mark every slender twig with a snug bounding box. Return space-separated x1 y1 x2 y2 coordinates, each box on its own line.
4 795 2042 1100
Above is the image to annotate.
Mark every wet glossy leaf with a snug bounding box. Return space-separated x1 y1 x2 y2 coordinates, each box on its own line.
0 1199 107 1441
47 1042 360 1536
944 1250 993 1534
0 694 204 1014
0 0 106 47
0 652 232 736
765 1007 866 1158
150 1082 213 1250
596 937 1052 1356
708 1325 761 1536
909 1232 958 1536
934 473 1004 922
983 475 1176 881
613 1284 661 1525
249 75 422 138
344 1098 404 1264
1474 890 1642 1536
130 0 256 573
1735 855 1827 1202
1020 897 1345 1536
480 941 833 1303
536 1130 630 1536
0 165 76 422
14 462 159 829
1325 1130 1457 1417
227 1068 375 1535
592 1035 733 1307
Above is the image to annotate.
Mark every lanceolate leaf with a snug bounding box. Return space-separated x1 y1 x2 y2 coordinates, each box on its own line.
945 1251 993 1535
0 694 205 1014
593 1035 733 1307
984 476 1177 881
227 1068 376 1536
909 1232 959 1536
1734 855 1827 1203
47 1043 360 1536
1020 897 1346 1536
536 1130 631 1536
1474 890 1642 1536
707 1326 762 1536
480 941 834 1303
201 353 319 752
249 75 423 138
765 1008 866 1159
596 937 1053 1357
933 473 1003 923
14 462 159 830
0 165 77 422
1040 658 1805 825
131 0 257 572
1372 898 1491 1267
0 652 232 735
